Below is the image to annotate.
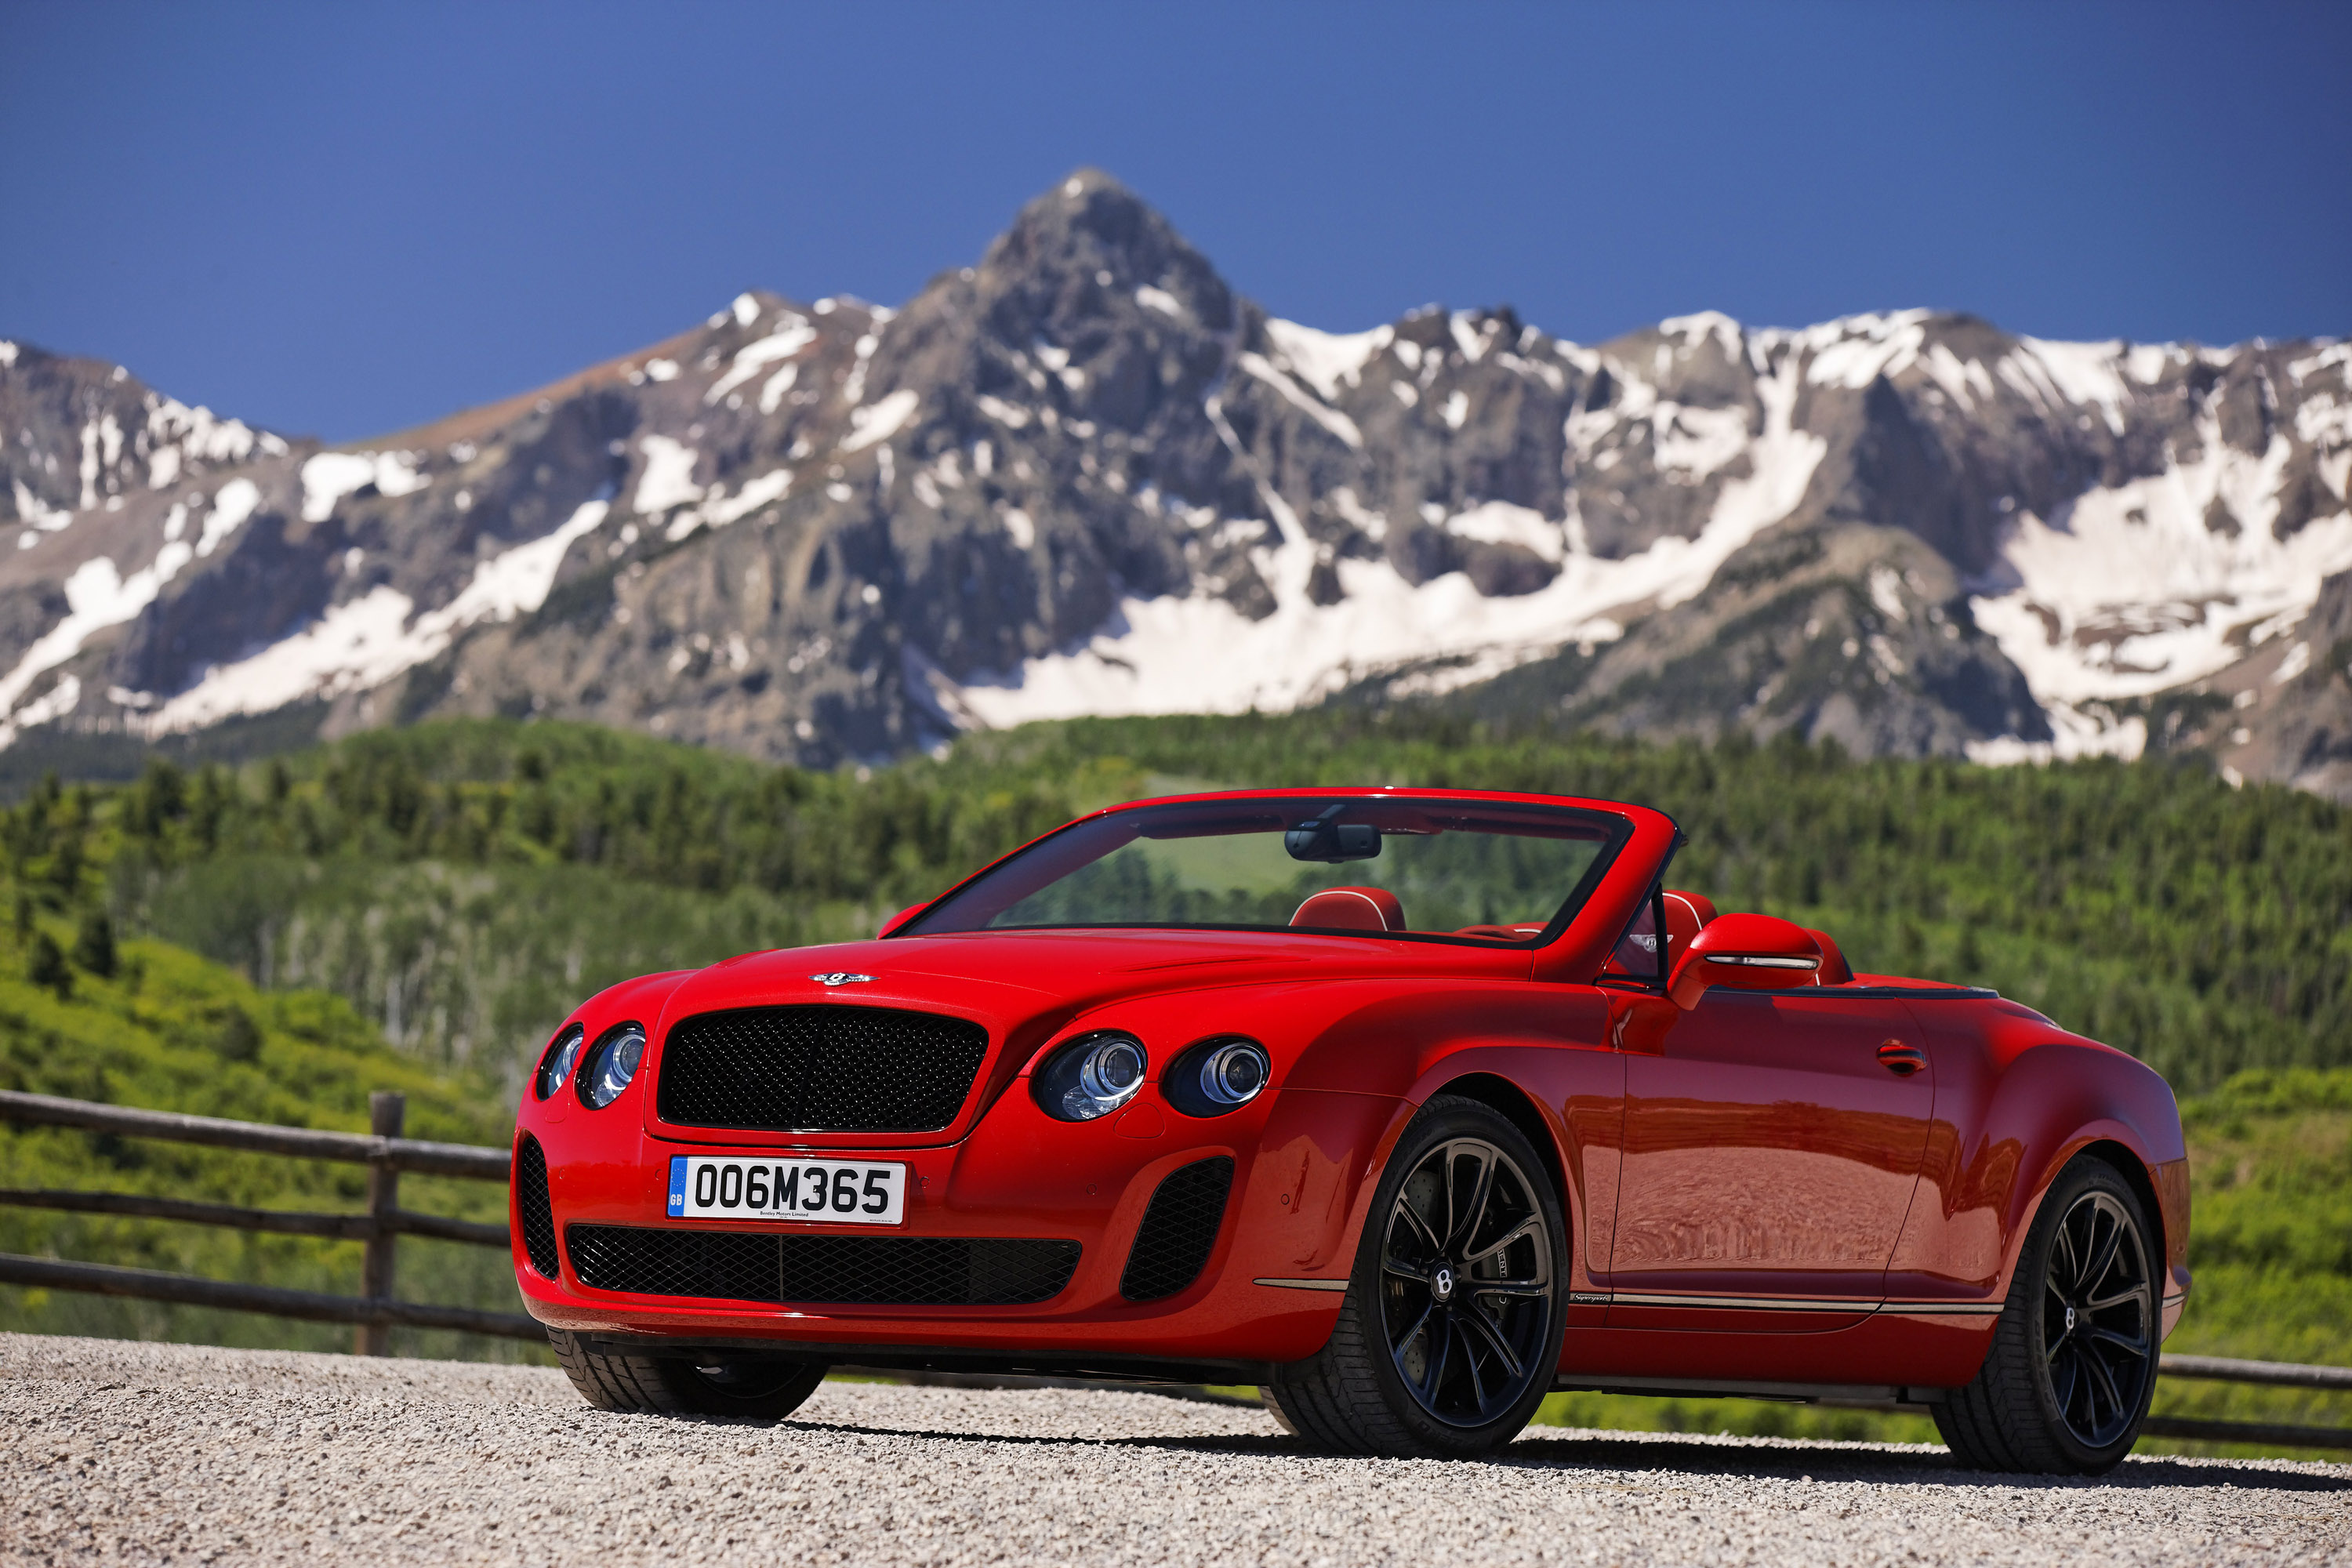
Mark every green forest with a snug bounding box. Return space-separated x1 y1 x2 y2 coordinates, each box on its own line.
1 710 2347 1454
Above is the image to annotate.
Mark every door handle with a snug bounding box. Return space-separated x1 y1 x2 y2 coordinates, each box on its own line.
1877 1040 1926 1076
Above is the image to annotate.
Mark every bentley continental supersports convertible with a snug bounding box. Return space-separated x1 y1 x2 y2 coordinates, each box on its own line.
511 788 2188 1470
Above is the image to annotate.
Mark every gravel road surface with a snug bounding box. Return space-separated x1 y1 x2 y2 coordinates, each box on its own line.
3 1332 2346 1566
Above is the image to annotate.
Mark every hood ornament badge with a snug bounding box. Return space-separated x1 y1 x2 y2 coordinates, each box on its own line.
810 972 877 986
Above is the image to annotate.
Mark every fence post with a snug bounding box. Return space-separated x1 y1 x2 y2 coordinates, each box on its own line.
354 1091 404 1356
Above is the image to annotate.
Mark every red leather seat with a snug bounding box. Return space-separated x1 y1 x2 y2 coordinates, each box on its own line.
1662 889 1716 968
1807 928 1853 984
1291 887 1406 932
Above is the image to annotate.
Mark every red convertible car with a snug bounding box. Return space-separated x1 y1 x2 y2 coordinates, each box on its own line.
510 788 2189 1471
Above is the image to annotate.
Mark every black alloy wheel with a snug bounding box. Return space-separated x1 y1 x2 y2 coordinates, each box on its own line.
1932 1157 2160 1474
1380 1136 1557 1428
2040 1189 2155 1450
1263 1094 1567 1458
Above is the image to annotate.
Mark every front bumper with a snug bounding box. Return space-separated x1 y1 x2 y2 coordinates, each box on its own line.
512 1084 1401 1369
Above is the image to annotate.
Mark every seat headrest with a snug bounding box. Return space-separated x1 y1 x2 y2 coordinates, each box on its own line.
1806 928 1853 985
1291 887 1405 932
1662 890 1715 967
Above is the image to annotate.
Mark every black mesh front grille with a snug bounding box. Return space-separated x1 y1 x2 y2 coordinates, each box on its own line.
655 1005 989 1133
514 1134 559 1279
1120 1156 1235 1301
566 1225 1081 1306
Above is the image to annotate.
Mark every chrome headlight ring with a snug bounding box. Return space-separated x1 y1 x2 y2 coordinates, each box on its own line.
1162 1035 1272 1118
576 1022 647 1109
1036 1031 1148 1122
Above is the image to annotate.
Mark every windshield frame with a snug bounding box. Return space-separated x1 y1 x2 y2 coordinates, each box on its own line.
893 789 1636 949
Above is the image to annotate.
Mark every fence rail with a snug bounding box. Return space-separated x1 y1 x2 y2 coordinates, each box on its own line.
0 1087 532 1351
2 1090 2349 1448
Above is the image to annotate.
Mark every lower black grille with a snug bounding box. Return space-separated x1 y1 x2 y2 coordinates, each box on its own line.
656 1004 990 1133
566 1225 1081 1306
514 1135 559 1279
1120 1157 1235 1301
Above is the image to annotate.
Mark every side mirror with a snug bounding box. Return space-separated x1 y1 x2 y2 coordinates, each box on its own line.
877 904 927 938
1667 913 1822 1009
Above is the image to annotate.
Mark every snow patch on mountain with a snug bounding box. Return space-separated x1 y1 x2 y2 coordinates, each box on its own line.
954 354 1827 724
136 499 611 736
1969 425 2352 706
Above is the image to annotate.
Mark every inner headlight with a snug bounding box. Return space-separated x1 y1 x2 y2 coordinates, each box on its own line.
577 1022 646 1109
1163 1036 1272 1116
1036 1031 1148 1121
535 1024 584 1101
1197 1039 1269 1106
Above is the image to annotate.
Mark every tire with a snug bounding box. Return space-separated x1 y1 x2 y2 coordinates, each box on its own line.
549 1328 828 1421
1266 1094 1567 1459
1933 1156 2159 1475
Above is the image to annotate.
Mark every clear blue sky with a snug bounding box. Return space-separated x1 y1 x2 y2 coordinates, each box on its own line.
3 1 2344 445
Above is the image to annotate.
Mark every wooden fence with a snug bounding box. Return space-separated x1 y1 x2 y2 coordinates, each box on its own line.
1 1089 2348 1451
0 1088 534 1350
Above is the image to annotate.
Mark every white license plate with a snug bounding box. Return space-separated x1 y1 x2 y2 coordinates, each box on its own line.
666 1156 906 1225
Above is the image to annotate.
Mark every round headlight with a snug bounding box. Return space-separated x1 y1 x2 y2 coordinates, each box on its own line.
1197 1039 1269 1107
1162 1036 1272 1116
1036 1031 1148 1121
535 1024 584 1101
577 1022 646 1109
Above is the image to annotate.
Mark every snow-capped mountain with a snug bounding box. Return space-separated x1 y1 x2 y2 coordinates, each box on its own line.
3 171 2348 794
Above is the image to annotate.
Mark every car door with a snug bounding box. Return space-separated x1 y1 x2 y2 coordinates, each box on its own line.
1603 989 1936 1330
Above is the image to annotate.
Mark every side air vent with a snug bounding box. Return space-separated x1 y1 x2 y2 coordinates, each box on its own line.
1120 1156 1236 1301
513 1134 560 1279
565 1225 1082 1307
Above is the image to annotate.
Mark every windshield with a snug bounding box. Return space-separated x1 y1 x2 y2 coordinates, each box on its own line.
900 795 1627 945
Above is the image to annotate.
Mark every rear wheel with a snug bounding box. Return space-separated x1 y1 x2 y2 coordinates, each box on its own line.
550 1328 827 1421
1933 1157 2158 1474
1265 1094 1566 1458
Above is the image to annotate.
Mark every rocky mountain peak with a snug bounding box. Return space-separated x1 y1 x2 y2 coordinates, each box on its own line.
0 177 2346 797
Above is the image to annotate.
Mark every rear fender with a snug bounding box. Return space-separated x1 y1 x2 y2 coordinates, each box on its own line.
1891 1001 2187 1324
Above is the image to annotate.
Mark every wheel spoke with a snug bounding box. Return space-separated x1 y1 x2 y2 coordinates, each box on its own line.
2085 1284 2150 1314
1383 1255 1431 1285
1394 1192 1445 1258
1461 1214 1540 1269
1469 1281 1549 1300
1448 1147 1499 1254
1458 1305 1525 1383
1418 1310 1452 1401
2050 1212 2082 1290
2079 1210 2125 1300
1392 1299 1436 1358
1454 1318 1490 1410
2085 1325 2149 1359
2081 1346 2125 1426
2050 1344 2081 1414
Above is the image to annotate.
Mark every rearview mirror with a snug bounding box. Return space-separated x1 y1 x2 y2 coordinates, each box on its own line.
877 903 927 938
1285 815 1381 863
1667 913 1822 1009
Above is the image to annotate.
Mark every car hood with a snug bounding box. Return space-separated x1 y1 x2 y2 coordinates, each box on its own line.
666 926 1530 1018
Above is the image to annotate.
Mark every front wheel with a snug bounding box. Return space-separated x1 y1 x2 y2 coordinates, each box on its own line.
550 1328 827 1421
1933 1157 2159 1474
1265 1094 1566 1458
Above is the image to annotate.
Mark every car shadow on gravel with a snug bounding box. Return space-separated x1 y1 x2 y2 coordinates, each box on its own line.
1500 1432 2352 1493
774 1418 2349 1493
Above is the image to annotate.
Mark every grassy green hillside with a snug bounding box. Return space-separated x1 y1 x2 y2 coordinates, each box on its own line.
0 912 532 1362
